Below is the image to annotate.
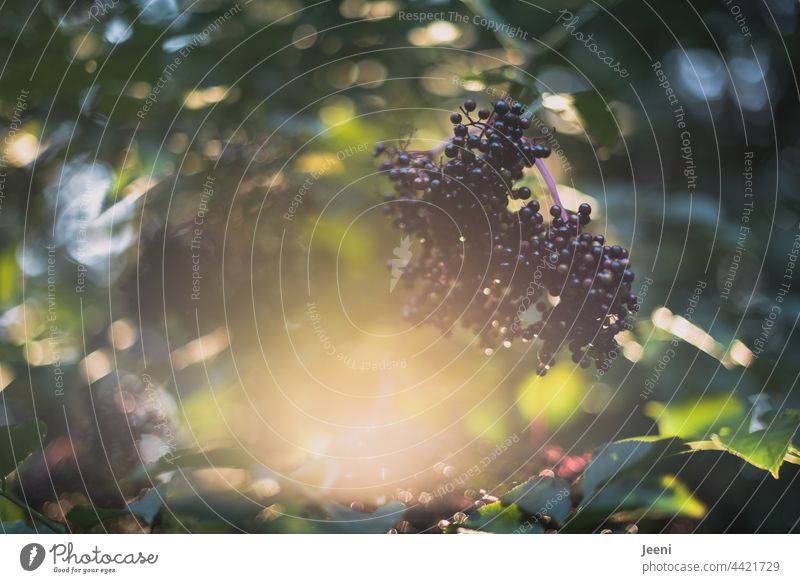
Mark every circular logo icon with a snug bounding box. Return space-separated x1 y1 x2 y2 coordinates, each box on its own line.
19 543 46 571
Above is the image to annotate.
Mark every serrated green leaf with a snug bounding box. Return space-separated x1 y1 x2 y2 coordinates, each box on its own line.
1 419 47 479
711 409 800 478
500 476 572 525
644 395 747 440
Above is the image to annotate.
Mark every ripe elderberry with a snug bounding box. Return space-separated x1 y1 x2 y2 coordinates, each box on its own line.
376 101 638 375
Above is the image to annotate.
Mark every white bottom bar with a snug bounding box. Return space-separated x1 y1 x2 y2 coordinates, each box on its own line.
1 534 797 581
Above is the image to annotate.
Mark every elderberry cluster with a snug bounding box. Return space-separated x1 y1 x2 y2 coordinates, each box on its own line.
376 100 638 375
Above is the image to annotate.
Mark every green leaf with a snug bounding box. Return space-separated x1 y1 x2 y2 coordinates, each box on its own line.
569 91 619 150
644 395 747 440
711 409 800 478
0 419 47 479
66 505 130 529
569 474 705 529
463 501 538 534
322 501 406 534
580 437 686 500
500 476 572 525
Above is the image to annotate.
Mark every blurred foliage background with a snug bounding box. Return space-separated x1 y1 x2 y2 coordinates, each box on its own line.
0 0 799 533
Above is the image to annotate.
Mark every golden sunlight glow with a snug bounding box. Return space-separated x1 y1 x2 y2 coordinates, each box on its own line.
542 92 573 112
171 326 230 370
24 341 44 366
194 468 250 490
127 81 151 99
723 339 754 368
108 319 138 350
409 22 460 46
25 340 63 367
292 24 317 49
463 80 485 91
250 477 281 498
428 22 459 42
256 503 285 524
368 1 398 18
80 349 113 383
541 93 583 135
650 306 749 368
356 59 388 87
183 86 230 110
651 306 674 329
2 303 36 345
505 50 525 66
4 132 39 167
339 0 369 19
622 339 644 363
122 175 160 200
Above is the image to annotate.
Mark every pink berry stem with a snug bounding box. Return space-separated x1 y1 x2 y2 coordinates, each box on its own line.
534 157 569 223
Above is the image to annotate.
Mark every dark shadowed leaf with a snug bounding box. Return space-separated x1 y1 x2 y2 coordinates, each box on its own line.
580 437 686 500
500 476 572 525
66 506 131 529
570 91 619 149
0 419 47 479
567 474 705 531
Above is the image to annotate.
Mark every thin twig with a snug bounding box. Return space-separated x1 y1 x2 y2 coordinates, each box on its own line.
534 158 570 223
